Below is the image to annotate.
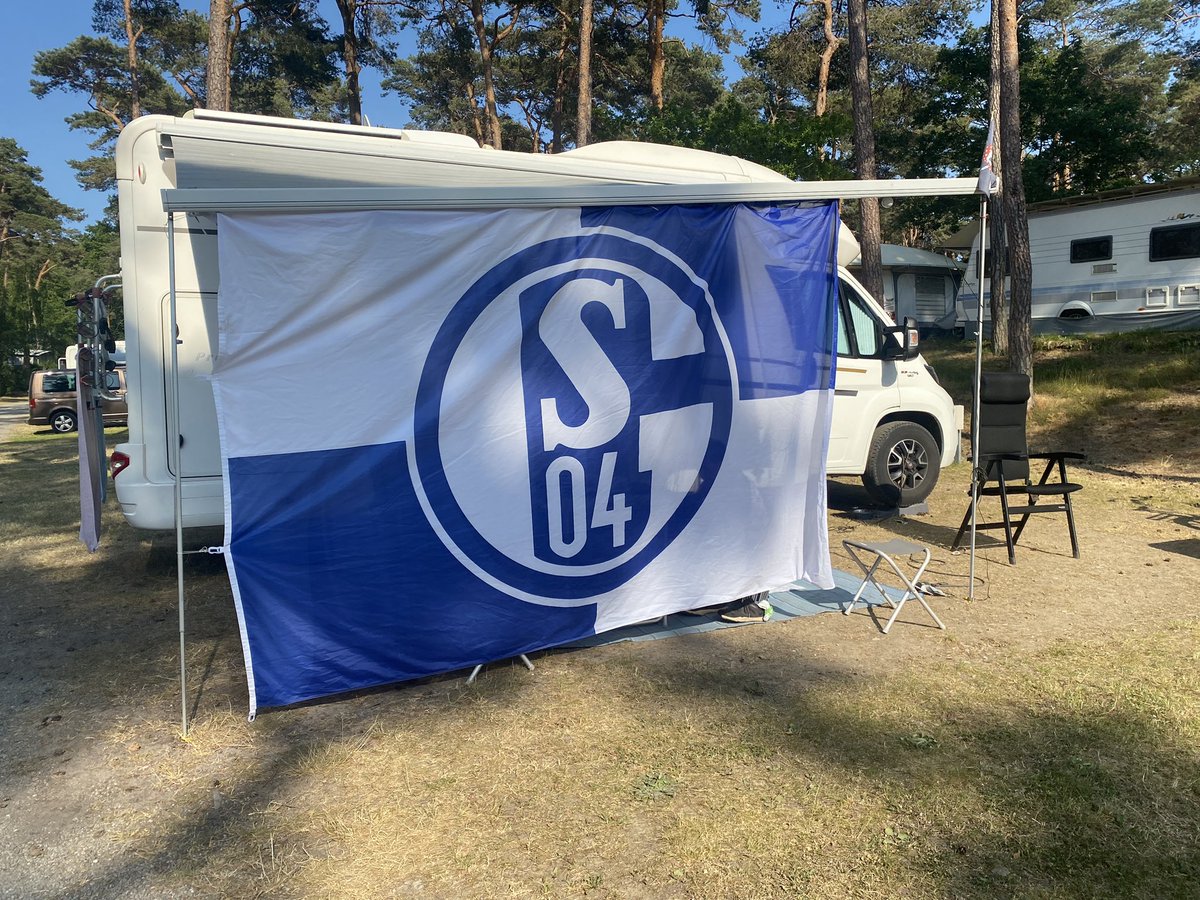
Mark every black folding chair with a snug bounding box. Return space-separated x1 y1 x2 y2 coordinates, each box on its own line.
952 372 1084 563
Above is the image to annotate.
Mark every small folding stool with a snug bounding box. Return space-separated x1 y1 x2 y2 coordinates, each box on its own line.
842 538 945 634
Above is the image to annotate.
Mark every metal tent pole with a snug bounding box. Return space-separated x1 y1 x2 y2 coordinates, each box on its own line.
167 213 189 736
968 197 989 601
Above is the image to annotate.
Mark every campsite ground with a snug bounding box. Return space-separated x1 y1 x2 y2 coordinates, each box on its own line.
1 333 1198 899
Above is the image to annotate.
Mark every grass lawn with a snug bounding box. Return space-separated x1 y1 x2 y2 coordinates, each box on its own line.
0 331 1198 898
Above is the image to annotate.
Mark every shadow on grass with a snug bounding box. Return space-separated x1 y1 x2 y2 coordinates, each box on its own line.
1136 505 1200 530
873 507 1083 565
35 622 1200 899
624 631 1200 899
1 428 556 896
1150 539 1200 560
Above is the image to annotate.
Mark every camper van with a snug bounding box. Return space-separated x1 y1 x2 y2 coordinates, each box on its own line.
106 110 962 530
956 178 1200 334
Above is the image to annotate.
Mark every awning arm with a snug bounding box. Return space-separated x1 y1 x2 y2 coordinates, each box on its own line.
162 178 979 214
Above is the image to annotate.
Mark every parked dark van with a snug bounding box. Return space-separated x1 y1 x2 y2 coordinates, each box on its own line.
27 369 128 434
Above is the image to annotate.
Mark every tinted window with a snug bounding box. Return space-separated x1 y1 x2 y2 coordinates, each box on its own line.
1150 223 1200 261
840 279 881 357
1070 236 1112 263
41 374 76 393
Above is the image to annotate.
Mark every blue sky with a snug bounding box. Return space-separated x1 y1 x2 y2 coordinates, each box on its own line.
2 3 107 222
2 2 766 226
1 1 386 223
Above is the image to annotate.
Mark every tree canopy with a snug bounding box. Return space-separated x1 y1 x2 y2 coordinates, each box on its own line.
6 0 1197 387
26 0 1199 214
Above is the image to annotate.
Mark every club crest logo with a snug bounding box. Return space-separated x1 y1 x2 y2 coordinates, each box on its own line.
412 230 735 603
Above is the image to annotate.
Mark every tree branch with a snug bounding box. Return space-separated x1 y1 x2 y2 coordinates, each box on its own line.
35 258 56 291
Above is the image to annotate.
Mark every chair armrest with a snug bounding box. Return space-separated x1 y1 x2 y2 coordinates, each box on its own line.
976 451 1028 462
1029 451 1086 461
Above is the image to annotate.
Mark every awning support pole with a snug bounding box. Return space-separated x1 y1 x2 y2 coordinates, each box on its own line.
968 196 989 601
168 212 189 736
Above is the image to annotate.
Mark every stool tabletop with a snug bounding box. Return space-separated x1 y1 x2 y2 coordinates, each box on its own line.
843 537 928 557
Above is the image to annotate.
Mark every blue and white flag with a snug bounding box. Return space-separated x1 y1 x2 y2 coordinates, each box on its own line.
212 202 839 714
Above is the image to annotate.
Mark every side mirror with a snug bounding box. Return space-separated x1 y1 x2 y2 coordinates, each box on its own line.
883 316 920 361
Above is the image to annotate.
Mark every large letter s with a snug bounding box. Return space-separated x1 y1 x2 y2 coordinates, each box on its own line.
539 278 630 452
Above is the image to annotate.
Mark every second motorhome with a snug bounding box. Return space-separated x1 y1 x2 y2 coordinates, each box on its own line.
108 110 965 530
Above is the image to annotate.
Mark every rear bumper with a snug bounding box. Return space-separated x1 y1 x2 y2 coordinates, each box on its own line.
111 442 225 530
114 478 225 530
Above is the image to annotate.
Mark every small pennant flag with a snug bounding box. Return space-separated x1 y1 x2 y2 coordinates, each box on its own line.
977 120 1000 195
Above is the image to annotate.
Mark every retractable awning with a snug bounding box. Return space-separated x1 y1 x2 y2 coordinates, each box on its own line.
155 115 977 215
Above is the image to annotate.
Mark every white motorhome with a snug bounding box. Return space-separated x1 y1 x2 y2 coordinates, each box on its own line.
955 178 1200 333
107 110 963 529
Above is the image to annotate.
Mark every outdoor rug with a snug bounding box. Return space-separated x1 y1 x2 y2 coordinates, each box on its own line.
566 568 901 648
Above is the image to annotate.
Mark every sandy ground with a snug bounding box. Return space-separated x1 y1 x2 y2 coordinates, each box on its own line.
1 422 1197 897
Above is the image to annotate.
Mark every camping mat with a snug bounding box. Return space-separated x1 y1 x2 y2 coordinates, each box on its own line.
565 568 902 648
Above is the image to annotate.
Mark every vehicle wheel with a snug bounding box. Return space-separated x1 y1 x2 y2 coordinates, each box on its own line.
861 421 940 507
49 409 78 434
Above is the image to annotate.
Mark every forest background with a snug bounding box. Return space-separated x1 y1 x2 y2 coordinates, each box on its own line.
1 0 1198 393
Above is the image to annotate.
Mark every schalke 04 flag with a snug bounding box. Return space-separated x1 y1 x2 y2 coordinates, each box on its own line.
211 202 840 715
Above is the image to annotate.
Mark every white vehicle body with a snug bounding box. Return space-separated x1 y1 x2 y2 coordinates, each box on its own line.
957 179 1200 334
111 110 962 530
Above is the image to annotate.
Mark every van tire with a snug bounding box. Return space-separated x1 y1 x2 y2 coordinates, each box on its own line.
861 421 939 507
49 409 78 434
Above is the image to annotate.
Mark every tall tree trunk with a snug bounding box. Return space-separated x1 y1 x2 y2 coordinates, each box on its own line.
576 0 595 145
465 80 486 145
550 15 569 152
336 0 363 125
648 0 666 112
471 0 504 148
122 0 142 119
846 0 884 303
999 0 1033 384
206 0 232 111
814 0 838 117
987 0 1008 356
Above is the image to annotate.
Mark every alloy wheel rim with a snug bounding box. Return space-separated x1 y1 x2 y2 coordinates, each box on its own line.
887 438 928 490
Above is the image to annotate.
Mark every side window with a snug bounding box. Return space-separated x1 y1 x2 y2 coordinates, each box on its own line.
839 279 881 358
836 303 851 356
1070 236 1112 263
42 374 76 393
1150 223 1200 262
